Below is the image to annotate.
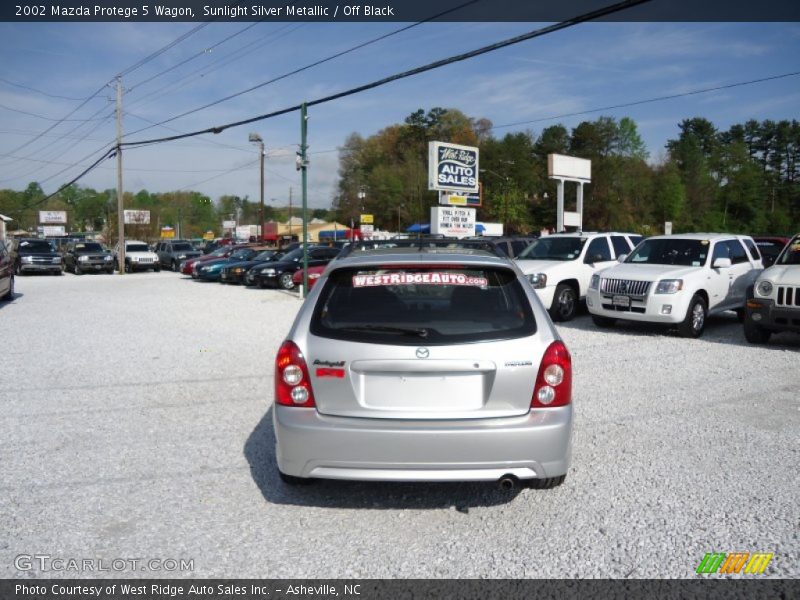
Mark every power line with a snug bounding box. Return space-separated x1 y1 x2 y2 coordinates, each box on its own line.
491 70 800 130
125 0 482 137
176 158 260 190
118 22 211 77
126 21 262 93
0 76 87 100
121 0 651 149
125 24 305 112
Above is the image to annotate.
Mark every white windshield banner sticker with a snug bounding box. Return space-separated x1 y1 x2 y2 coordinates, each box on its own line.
352 272 488 288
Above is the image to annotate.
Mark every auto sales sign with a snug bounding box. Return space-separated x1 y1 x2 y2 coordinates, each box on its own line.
428 141 479 194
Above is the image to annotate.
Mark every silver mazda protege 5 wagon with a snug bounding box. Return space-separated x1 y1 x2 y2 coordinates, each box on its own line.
273 243 573 489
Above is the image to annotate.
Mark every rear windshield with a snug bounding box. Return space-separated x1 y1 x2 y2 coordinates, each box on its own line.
626 239 709 266
517 237 585 261
310 265 536 346
127 244 150 252
171 243 193 251
18 240 55 253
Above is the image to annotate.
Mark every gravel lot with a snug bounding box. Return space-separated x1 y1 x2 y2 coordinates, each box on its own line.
2 271 798 579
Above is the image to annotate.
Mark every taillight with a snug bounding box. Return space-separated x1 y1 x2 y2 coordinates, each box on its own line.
532 341 572 408
275 341 316 408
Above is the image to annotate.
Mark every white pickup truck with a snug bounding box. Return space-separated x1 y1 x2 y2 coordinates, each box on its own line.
515 231 642 321
586 233 763 337
744 233 800 343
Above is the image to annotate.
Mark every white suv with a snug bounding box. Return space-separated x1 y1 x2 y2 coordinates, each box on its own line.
586 233 763 337
113 240 161 273
515 232 642 321
744 233 800 343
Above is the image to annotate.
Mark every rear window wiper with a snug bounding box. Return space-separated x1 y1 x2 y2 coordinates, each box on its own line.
337 325 429 337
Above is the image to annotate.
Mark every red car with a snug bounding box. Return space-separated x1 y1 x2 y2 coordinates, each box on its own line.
181 244 252 276
292 265 326 291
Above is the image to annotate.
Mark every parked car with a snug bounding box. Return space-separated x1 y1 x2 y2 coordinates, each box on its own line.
753 236 790 268
515 232 643 321
0 240 14 300
114 240 161 273
251 246 341 290
155 240 202 272
291 265 327 291
11 238 62 275
744 233 800 343
220 250 283 285
63 240 114 274
273 245 573 488
586 233 763 337
194 246 272 282
181 244 250 276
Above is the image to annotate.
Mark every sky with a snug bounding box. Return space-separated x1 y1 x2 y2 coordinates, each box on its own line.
0 18 798 210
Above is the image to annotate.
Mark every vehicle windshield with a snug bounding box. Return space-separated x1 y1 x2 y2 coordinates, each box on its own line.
281 248 305 262
255 251 278 261
172 243 193 251
516 237 585 261
210 247 229 257
626 239 709 266
75 242 104 252
231 249 256 260
18 240 55 253
776 238 800 265
311 266 536 345
126 244 150 252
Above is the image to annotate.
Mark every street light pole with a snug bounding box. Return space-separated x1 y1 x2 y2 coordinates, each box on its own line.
249 133 265 242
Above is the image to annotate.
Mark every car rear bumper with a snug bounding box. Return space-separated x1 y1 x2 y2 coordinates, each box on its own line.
586 289 688 324
273 405 572 481
746 299 800 332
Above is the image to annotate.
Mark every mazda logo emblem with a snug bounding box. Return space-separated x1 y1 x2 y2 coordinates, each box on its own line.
416 347 430 359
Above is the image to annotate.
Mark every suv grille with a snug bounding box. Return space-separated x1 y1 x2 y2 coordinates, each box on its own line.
777 286 800 307
600 278 652 297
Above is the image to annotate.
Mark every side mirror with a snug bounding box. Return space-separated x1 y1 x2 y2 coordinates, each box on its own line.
617 254 627 263
713 257 732 269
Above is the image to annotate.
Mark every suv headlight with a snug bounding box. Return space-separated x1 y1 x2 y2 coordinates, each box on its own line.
526 273 547 289
261 268 276 275
589 274 600 290
21 256 33 263
756 280 773 297
655 279 683 294
79 255 89 262
104 255 113 261
52 257 62 264
178 254 186 259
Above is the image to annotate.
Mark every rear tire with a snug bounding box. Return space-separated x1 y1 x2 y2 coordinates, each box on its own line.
154 265 161 273
279 471 313 486
678 294 707 338
743 317 771 344
74 264 82 275
527 474 566 489
549 284 578 322
591 315 616 328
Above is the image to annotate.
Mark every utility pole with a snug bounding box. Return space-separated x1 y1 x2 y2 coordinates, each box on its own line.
115 76 125 274
288 187 293 238
260 145 265 241
300 103 309 297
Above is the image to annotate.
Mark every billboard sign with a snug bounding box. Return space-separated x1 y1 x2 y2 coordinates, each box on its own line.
360 224 374 239
41 225 66 236
39 211 67 224
547 154 591 181
123 210 150 225
428 141 479 193
360 214 374 224
222 220 236 229
160 226 175 239
430 206 476 239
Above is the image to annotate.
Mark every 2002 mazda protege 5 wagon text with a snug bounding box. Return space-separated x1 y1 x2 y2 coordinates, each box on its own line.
272 244 573 489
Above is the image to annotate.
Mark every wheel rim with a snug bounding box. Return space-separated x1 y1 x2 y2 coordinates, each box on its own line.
692 302 705 332
281 274 294 289
558 289 575 319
